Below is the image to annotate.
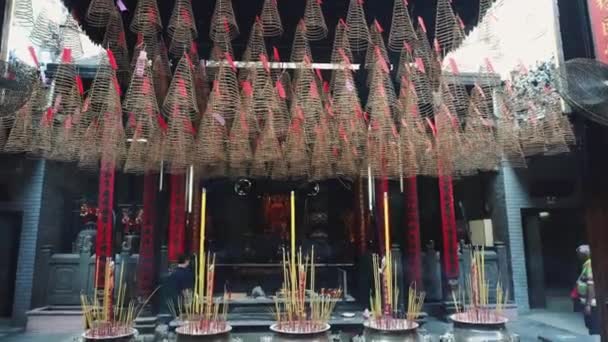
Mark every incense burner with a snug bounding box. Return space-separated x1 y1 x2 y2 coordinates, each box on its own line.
440 314 518 342
82 328 137 342
269 323 331 342
175 323 232 342
363 320 422 342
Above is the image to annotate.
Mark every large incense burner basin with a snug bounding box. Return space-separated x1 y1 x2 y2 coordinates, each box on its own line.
175 323 232 342
440 314 518 342
82 328 137 342
269 323 331 342
362 320 422 342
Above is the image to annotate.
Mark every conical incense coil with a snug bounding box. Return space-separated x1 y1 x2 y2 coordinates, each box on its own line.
330 20 353 65
443 60 470 115
194 94 228 169
284 122 309 179
86 0 115 28
495 92 526 168
123 127 150 174
163 108 195 174
103 9 131 82
303 0 327 41
435 0 459 56
4 96 35 154
210 0 239 42
242 19 268 63
193 60 212 120
153 39 173 106
345 0 370 52
88 53 120 118
309 122 333 181
98 81 127 167
260 0 283 37
13 0 34 28
291 20 312 62
130 0 163 35
213 62 240 128
52 48 83 122
251 110 282 177
388 0 417 52
60 14 84 60
124 53 160 120
366 54 397 115
29 109 55 159
162 54 199 121
169 24 195 57
228 109 253 177
254 78 289 139
29 10 61 51
168 0 198 41
365 21 389 70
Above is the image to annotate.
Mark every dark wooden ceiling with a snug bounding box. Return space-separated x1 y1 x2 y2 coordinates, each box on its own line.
60 0 481 62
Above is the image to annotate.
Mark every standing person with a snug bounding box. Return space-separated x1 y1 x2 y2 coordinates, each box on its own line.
575 245 600 335
171 254 195 295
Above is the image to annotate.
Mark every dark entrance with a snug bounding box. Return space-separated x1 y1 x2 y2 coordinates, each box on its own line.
0 212 21 318
523 208 586 310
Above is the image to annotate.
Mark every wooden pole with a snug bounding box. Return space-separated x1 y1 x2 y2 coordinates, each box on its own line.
199 188 207 303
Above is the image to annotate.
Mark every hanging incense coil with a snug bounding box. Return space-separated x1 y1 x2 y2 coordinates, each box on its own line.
443 65 470 115
29 10 61 51
309 121 333 180
240 20 267 82
169 24 195 58
228 109 253 177
194 92 228 171
153 38 173 106
130 0 163 35
542 98 570 155
51 49 82 122
388 0 417 52
162 54 199 121
123 128 150 174
251 111 282 177
519 116 547 157
254 78 290 139
435 0 459 56
103 9 131 83
60 14 84 60
193 60 211 121
345 0 370 52
4 86 42 154
30 109 55 159
163 106 195 174
291 20 312 62
303 0 327 41
366 55 398 116
365 21 389 71
168 0 198 41
210 0 239 42
331 20 353 65
13 0 34 28
284 121 309 179
260 0 283 37
98 77 127 167
494 92 526 168
86 0 116 28
463 101 499 173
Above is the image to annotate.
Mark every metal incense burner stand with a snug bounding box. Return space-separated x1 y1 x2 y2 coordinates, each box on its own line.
440 314 519 342
267 323 332 342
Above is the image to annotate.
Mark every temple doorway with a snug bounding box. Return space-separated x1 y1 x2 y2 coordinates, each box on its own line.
0 212 21 318
523 208 586 310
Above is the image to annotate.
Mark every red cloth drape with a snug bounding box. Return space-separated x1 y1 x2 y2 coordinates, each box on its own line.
137 173 157 297
168 174 186 263
96 155 115 287
405 176 422 286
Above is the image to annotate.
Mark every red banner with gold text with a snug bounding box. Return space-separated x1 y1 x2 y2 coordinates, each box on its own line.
588 0 608 63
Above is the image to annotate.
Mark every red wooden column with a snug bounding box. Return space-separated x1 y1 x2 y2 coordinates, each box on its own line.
168 174 186 263
137 173 157 297
438 174 459 280
405 177 422 286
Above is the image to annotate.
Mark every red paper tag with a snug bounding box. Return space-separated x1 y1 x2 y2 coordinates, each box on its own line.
339 18 347 28
107 49 118 70
242 80 253 97
425 117 437 136
157 115 168 132
457 16 465 29
112 75 122 96
260 53 270 73
128 112 136 128
415 58 425 73
323 81 330 94
276 81 286 99
404 42 412 53
374 20 384 33
338 48 351 65
28 46 39 67
143 77 151 94
273 47 281 61
75 75 84 95
434 38 441 53
418 17 427 33
226 53 237 72
178 78 187 97
62 48 72 63
53 94 62 112
184 119 196 135
45 108 54 124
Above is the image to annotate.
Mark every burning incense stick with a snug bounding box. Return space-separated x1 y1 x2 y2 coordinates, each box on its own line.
369 252 425 331
451 247 510 324
273 248 341 334
81 258 158 339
